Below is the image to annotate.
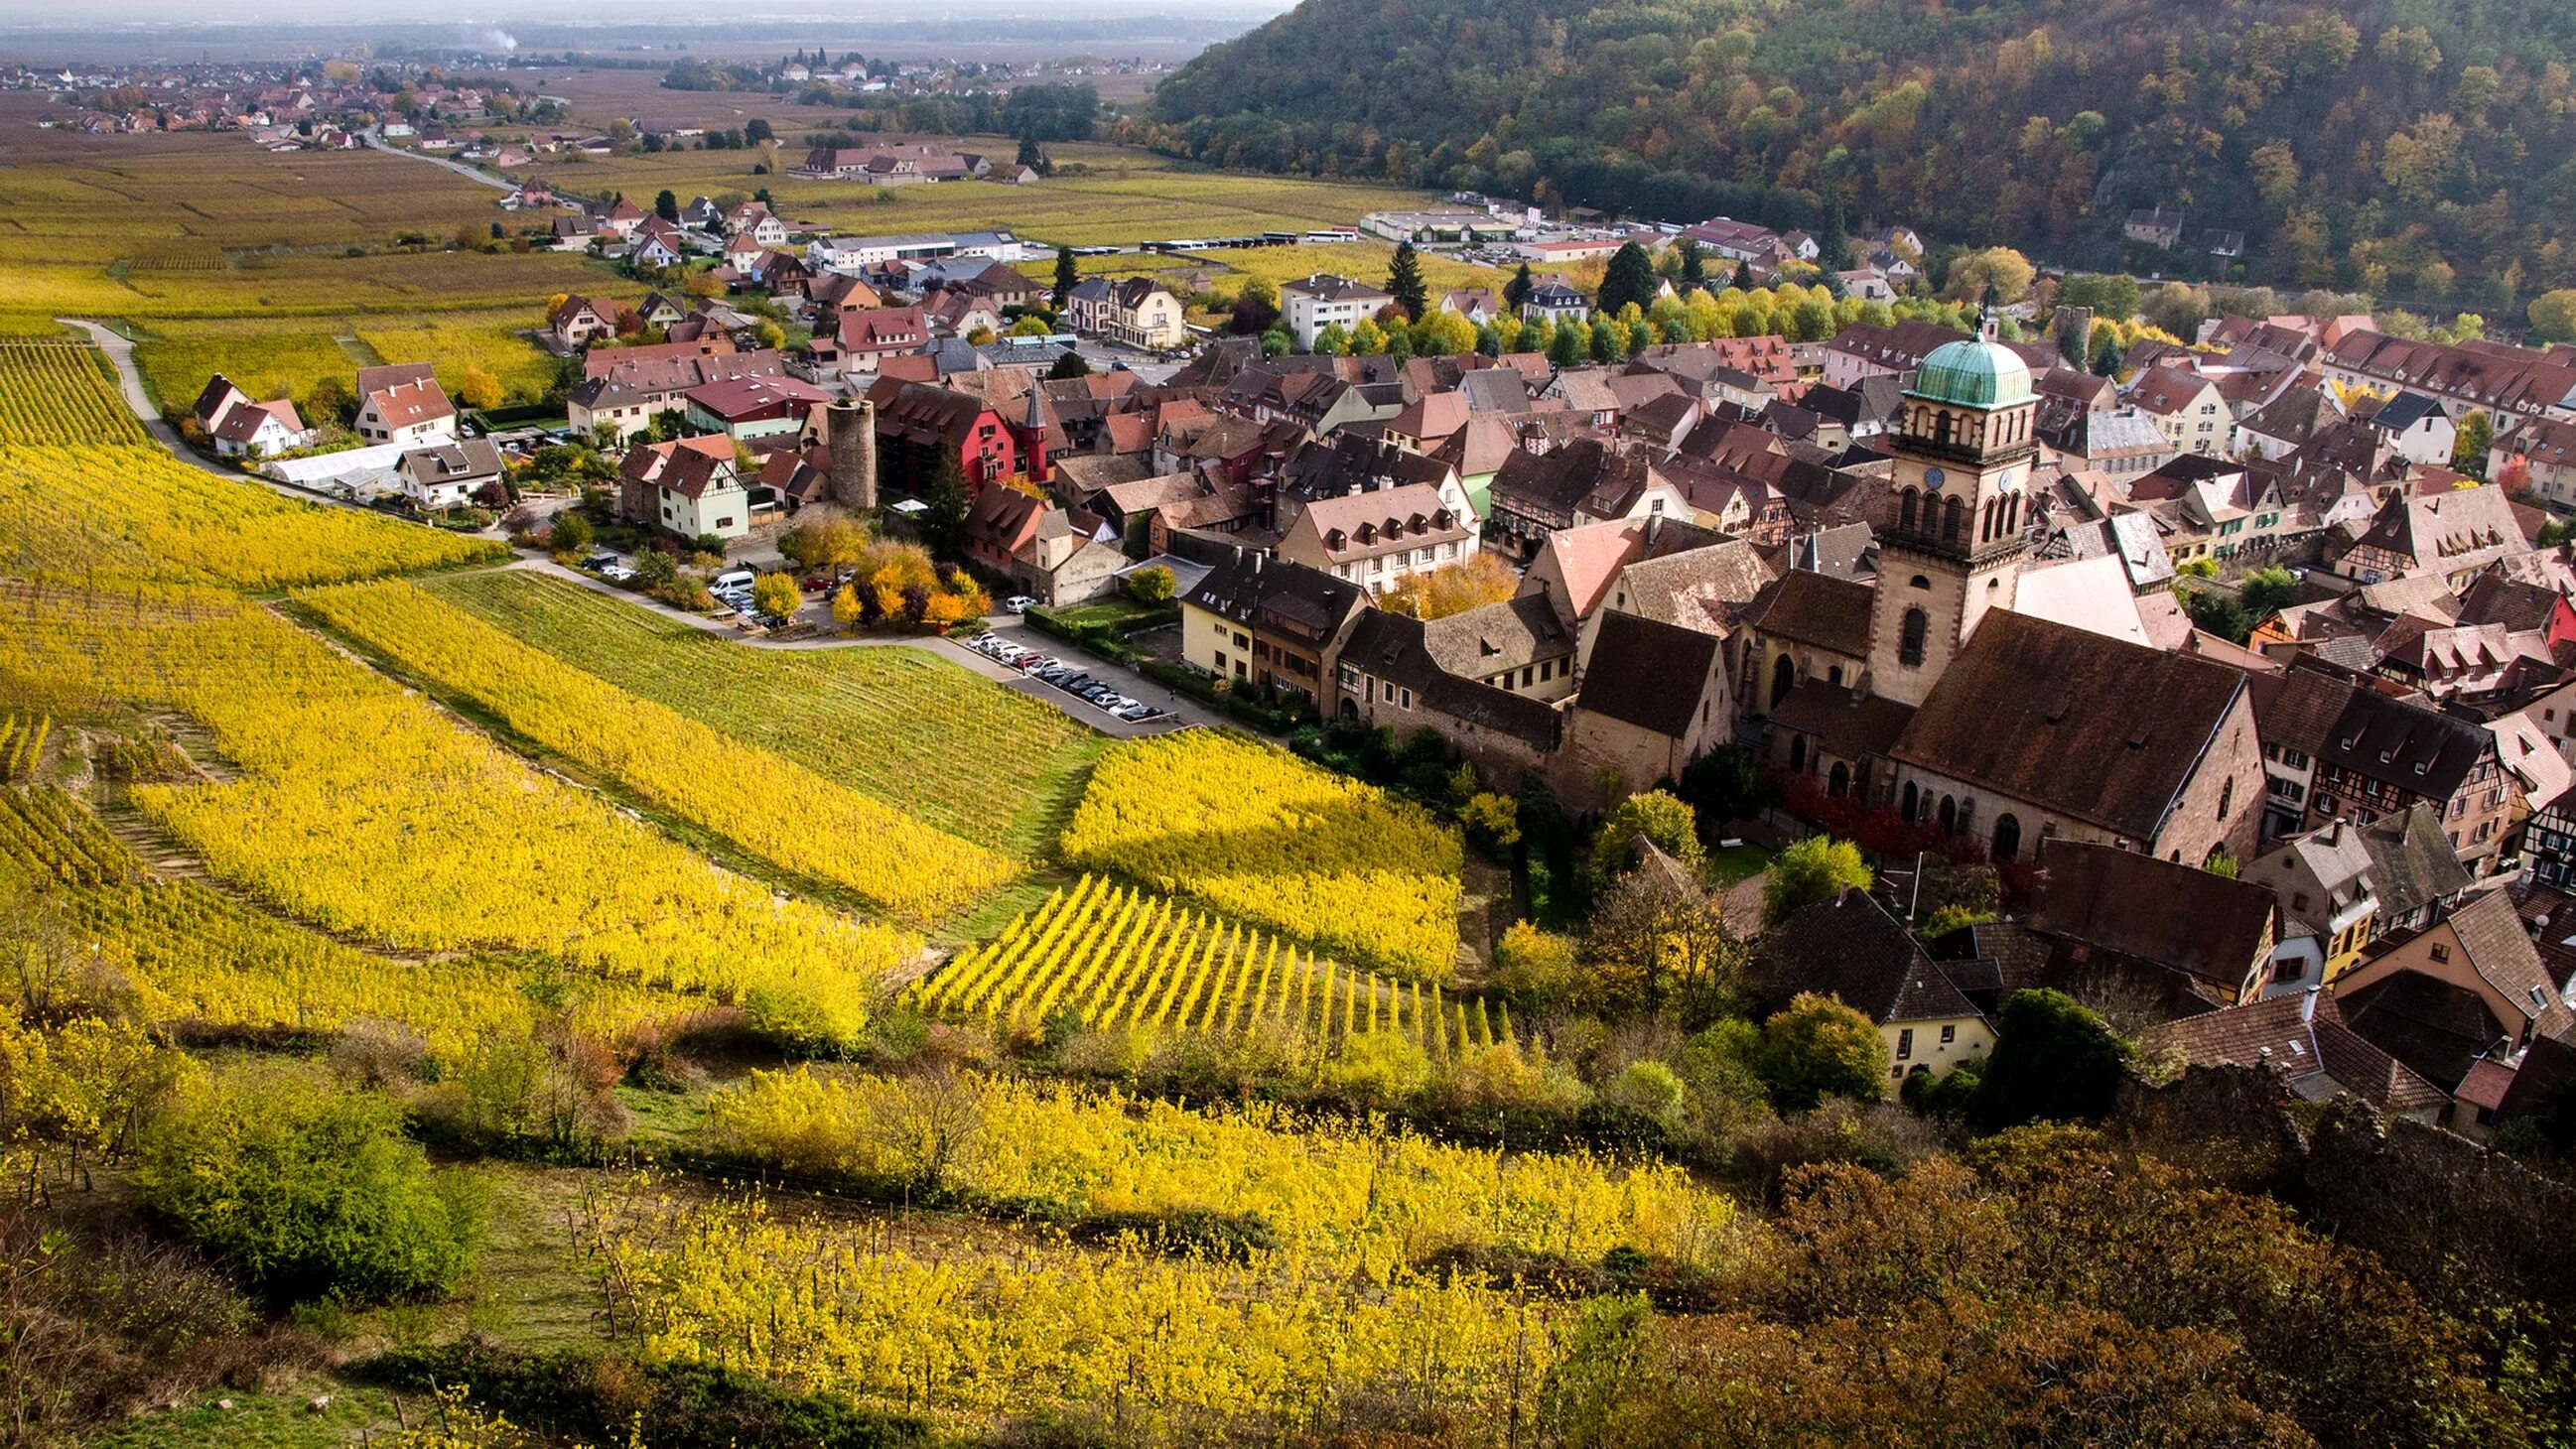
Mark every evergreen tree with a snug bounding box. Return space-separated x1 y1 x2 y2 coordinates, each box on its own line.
1504 262 1535 311
1597 241 1659 319
1676 238 1704 291
1387 242 1429 320
1051 244 1078 311
654 190 679 222
1817 195 1850 269
920 454 972 556
1732 259 1756 291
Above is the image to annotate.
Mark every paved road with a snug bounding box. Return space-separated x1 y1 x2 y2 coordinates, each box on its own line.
507 557 1225 738
361 131 513 191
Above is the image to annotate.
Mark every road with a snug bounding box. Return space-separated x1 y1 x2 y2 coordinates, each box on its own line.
360 130 514 191
508 557 1224 738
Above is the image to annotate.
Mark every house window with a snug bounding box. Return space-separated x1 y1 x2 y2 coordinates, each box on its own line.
1894 1028 1914 1061
1939 1024 1956 1045
2430 944 2450 964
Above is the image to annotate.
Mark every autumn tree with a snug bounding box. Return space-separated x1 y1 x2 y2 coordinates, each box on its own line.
1946 246 2035 305
2529 289 2576 342
1581 864 1742 1016
1378 553 1514 619
1762 836 1871 929
1585 789 1705 890
457 367 504 411
751 573 801 620
1127 565 1175 604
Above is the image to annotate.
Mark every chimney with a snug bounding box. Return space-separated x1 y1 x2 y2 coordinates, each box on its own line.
2300 986 2320 1025
1253 552 1265 573
826 397 879 511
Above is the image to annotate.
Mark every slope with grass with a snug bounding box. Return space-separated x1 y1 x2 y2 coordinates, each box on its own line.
423 569 1101 857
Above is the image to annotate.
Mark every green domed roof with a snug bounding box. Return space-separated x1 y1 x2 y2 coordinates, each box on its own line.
1905 336 2034 410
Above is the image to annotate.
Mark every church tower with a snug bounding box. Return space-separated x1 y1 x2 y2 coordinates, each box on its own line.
1863 333 2041 707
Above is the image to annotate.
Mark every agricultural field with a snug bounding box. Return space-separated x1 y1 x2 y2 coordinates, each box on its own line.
1063 730 1465 980
0 102 595 410
918 875 1512 1052
0 582 916 1047
298 578 1012 922
1032 240 1502 301
0 444 504 590
0 787 692 1065
0 336 149 445
423 569 1100 856
506 141 1450 249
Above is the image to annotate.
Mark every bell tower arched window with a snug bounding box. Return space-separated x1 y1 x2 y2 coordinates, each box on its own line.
1899 606 1929 666
1900 487 1919 531
1942 496 1964 544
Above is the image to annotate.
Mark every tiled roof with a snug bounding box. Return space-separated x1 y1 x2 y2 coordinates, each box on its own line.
2029 840 2277 991
1754 888 1986 1025
1892 610 2250 843
1576 610 1722 738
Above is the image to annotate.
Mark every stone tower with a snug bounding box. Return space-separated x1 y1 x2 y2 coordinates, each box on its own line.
1862 334 2042 708
827 396 878 511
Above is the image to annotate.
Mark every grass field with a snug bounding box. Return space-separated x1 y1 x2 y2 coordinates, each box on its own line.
422 569 1103 858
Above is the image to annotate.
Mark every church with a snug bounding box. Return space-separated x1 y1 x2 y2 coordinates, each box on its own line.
1758 331 2268 868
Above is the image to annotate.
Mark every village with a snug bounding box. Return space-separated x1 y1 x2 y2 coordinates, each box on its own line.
147 145 2576 1147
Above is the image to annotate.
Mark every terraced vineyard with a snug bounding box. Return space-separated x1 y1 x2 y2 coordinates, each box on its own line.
424 569 1101 856
0 582 916 1049
0 335 148 445
1063 729 1465 979
917 875 1511 1052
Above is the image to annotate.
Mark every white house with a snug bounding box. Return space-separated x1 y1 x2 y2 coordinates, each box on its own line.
353 377 458 449
396 438 503 511
1283 274 1395 350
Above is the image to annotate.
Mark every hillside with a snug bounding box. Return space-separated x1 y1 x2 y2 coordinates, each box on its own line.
1148 0 2576 303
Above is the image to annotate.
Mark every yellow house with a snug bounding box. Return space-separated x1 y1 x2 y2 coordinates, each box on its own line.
1752 887 1995 1084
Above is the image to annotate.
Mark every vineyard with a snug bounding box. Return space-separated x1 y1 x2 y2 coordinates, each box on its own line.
0 583 916 1047
707 1069 1729 1271
424 570 1098 856
0 444 504 589
1063 730 1464 979
300 579 1011 922
916 875 1513 1053
595 1189 1576 1440
0 336 148 446
0 715 48 783
0 788 692 1063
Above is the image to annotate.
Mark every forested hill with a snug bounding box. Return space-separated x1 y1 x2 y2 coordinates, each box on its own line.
1144 0 2576 304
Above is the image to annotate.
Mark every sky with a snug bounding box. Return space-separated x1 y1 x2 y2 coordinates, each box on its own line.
0 0 1290 26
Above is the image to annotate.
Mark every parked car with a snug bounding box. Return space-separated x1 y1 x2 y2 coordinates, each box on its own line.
1003 595 1038 614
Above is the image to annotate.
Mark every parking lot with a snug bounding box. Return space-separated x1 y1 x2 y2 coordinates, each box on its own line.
958 628 1174 725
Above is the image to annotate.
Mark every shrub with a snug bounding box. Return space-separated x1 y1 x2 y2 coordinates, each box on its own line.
1762 836 1873 928
1584 790 1703 890
1755 993 1889 1111
1127 565 1176 604
1493 921 1578 1009
136 1069 483 1303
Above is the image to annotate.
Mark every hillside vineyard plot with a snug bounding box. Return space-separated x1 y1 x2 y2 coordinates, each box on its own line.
0 446 502 591
0 337 148 446
916 874 1515 1053
708 1069 1728 1269
1062 730 1465 979
423 570 1097 856
0 788 691 1065
0 583 915 1043
300 580 1011 923
601 1191 1574 1441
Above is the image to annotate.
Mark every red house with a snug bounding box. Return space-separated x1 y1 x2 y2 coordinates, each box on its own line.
868 378 1035 494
